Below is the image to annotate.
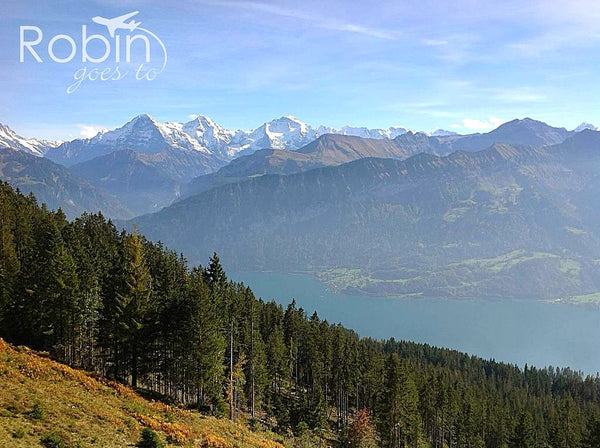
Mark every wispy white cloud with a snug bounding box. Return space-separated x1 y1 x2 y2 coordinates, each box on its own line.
419 33 482 65
500 1 600 57
509 29 600 57
492 89 547 103
422 38 448 46
205 0 400 39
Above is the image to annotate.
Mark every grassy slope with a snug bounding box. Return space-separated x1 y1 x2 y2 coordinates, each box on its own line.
317 249 587 299
0 338 286 448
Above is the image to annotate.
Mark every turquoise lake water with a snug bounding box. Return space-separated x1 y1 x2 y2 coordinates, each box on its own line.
231 271 600 374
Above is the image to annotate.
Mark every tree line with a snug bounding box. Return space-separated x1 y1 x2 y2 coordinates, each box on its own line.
2 180 600 447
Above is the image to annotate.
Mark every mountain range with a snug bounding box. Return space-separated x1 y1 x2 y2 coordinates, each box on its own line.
0 114 519 215
183 118 582 197
0 115 595 216
28 114 432 213
43 114 419 168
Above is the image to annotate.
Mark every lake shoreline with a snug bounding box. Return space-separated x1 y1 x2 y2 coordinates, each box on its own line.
231 270 600 375
235 269 600 307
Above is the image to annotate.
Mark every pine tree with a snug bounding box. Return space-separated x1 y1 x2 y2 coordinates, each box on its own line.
555 395 583 448
583 411 600 448
229 352 246 422
185 268 225 411
116 229 152 388
0 200 19 331
241 287 268 417
203 253 227 290
508 411 535 448
377 354 422 448
48 244 80 363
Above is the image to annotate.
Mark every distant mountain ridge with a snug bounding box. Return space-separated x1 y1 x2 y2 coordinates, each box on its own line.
45 114 222 169
184 118 581 197
0 147 131 219
70 147 215 215
184 134 415 196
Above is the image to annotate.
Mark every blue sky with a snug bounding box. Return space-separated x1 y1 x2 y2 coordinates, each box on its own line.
1 0 599 140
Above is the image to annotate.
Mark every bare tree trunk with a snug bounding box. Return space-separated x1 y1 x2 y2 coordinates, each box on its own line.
132 341 138 388
251 314 255 417
229 321 234 421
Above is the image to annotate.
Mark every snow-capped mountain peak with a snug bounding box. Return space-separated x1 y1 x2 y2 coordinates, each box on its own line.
187 115 221 131
246 116 315 151
180 115 238 159
573 123 598 132
183 115 229 137
132 113 155 123
0 123 61 156
317 124 410 140
91 113 163 144
264 116 308 134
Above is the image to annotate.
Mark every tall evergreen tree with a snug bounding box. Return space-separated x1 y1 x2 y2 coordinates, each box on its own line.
48 244 80 363
583 411 600 448
203 252 227 290
377 354 421 448
186 268 225 410
508 411 535 448
0 200 18 330
116 229 152 387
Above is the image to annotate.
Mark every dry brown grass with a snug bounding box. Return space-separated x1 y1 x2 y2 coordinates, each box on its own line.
0 338 287 447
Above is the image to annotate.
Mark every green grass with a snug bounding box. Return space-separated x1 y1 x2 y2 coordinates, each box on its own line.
565 226 586 235
454 250 559 273
318 250 583 298
558 259 581 276
317 268 377 290
567 292 600 304
317 267 429 297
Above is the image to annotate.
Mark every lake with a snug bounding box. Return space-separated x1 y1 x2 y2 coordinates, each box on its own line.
231 271 600 375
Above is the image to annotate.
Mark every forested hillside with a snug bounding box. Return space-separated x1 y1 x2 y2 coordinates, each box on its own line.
133 131 600 300
2 181 600 447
